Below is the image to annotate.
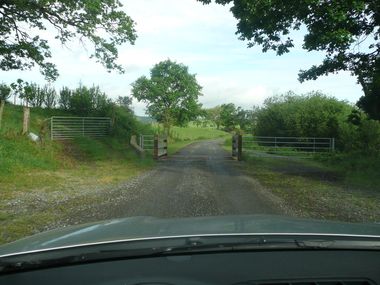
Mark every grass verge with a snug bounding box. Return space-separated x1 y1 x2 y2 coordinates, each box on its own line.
1 128 154 245
241 155 380 223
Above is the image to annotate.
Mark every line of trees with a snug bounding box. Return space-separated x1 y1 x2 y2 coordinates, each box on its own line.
201 104 255 132
0 80 134 132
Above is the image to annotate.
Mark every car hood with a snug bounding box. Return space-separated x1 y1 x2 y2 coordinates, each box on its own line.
1 215 380 256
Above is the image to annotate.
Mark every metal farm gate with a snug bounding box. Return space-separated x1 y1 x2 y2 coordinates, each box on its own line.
50 116 111 140
232 135 335 159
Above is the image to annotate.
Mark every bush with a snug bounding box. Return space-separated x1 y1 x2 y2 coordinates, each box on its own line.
58 87 71 110
42 85 57 109
254 91 354 150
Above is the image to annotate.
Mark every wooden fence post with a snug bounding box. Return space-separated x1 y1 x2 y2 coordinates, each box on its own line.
22 106 30 135
153 135 158 160
237 134 242 161
232 135 236 158
163 137 168 157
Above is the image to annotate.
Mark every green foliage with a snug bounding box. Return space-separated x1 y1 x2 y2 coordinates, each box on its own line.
111 106 151 141
42 85 57 109
131 59 203 132
0 0 137 80
199 0 380 119
357 71 380 120
204 106 222 129
255 91 353 143
0 83 11 101
220 103 237 131
26 84 45 108
0 134 60 176
169 125 228 141
0 103 153 185
68 85 112 116
253 91 380 154
59 87 72 111
215 104 253 132
116 96 133 112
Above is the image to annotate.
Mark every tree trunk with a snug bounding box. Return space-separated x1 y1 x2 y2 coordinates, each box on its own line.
22 106 30 135
0 100 5 130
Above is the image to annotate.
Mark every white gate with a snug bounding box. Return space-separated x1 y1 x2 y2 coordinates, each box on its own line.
139 134 168 159
242 135 335 157
139 134 155 152
50 116 111 140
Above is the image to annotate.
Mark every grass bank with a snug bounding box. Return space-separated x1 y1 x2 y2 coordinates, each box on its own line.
0 104 155 244
241 154 380 223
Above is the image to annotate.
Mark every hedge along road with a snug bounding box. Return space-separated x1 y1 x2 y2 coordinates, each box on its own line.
67 139 291 223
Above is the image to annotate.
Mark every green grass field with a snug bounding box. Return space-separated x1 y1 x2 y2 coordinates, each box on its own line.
170 126 228 141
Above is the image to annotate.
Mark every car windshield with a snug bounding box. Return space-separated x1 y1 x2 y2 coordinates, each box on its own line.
0 0 379 254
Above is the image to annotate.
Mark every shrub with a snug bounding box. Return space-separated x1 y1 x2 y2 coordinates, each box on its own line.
59 87 72 110
254 91 354 150
42 85 57 109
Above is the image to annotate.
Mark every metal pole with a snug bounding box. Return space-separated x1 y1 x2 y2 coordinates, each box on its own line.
313 138 316 153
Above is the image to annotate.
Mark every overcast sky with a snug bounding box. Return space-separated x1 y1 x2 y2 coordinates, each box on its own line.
0 0 363 116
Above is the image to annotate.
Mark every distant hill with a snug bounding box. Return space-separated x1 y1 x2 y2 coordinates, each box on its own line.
136 116 156 124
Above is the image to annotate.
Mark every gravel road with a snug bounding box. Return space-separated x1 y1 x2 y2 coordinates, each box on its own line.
71 139 289 222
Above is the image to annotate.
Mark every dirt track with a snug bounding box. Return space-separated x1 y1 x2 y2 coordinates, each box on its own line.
70 139 290 222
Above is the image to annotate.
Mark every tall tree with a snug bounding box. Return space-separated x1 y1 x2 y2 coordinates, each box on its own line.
0 83 11 129
205 106 222 129
116 96 133 112
220 103 237 131
199 0 380 119
42 85 57 109
59 87 72 110
131 59 203 134
1 0 137 81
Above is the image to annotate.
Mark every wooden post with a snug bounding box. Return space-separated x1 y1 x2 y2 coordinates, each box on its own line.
22 106 30 135
332 138 335 152
82 118 85 137
51 117 54 140
237 134 243 161
163 137 168 157
153 135 158 160
232 135 236 158
0 100 5 129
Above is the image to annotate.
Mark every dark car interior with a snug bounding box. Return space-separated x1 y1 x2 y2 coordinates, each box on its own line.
1 250 379 285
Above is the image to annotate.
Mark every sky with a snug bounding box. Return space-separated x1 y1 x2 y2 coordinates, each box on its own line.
0 0 364 116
